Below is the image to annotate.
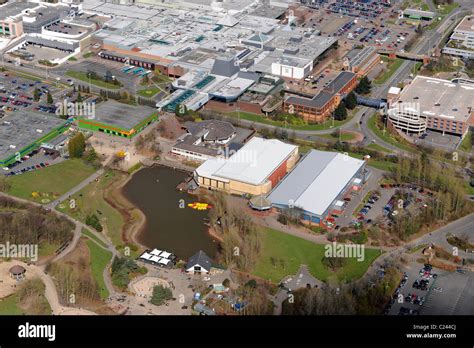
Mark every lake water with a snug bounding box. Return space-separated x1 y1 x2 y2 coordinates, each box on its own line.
121 166 217 259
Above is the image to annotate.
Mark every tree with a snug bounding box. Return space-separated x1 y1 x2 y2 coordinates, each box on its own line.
46 91 53 104
150 285 172 306
334 101 348 121
33 88 40 102
355 76 372 95
68 132 86 158
77 91 83 103
345 91 357 110
85 214 103 232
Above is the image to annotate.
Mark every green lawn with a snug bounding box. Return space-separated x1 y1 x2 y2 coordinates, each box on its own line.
82 52 93 59
252 228 381 283
437 2 459 15
375 58 404 85
7 159 96 202
319 132 356 142
86 239 112 300
66 71 122 89
459 131 472 152
367 143 393 153
57 171 124 247
367 113 417 153
0 294 24 315
137 88 160 98
228 110 353 131
82 228 108 248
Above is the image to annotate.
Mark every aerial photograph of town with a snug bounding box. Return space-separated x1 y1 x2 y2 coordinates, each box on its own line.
0 0 473 345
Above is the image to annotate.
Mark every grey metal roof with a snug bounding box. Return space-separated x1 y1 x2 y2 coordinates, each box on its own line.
186 250 213 271
210 57 239 77
267 150 338 208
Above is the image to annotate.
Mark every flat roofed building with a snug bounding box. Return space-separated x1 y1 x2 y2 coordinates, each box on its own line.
0 111 69 167
387 76 474 136
283 71 357 123
442 15 474 59
403 9 435 21
194 137 298 195
77 100 158 138
267 150 366 226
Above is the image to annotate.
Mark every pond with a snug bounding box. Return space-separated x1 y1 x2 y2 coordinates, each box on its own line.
122 166 217 259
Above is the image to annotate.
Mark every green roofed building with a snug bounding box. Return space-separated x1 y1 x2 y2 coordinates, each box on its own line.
0 111 70 167
77 100 158 139
403 9 435 21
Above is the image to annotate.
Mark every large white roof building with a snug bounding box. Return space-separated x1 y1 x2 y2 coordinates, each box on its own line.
194 137 298 195
267 150 366 225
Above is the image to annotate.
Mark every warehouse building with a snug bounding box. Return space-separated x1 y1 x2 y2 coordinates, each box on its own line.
343 46 380 76
386 76 474 137
267 150 366 227
77 100 158 139
194 137 298 196
0 111 69 167
283 71 358 123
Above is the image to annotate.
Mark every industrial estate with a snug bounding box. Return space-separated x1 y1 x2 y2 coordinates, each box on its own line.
0 0 473 328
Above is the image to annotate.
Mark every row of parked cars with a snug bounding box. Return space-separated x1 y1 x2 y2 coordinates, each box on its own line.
357 192 380 218
384 271 409 315
4 162 49 176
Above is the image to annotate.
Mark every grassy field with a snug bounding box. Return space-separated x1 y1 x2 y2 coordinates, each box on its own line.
66 71 122 89
82 228 108 248
252 228 381 283
86 239 112 300
375 58 404 85
319 132 356 142
367 143 393 153
137 88 160 98
459 131 472 152
7 159 96 202
437 2 459 15
57 170 125 247
0 294 24 315
228 110 354 131
367 113 417 153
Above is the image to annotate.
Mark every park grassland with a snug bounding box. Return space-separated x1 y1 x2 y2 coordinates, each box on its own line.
57 170 125 247
86 239 112 300
66 71 122 89
0 294 24 315
252 228 381 283
367 113 417 153
6 159 96 202
227 110 354 131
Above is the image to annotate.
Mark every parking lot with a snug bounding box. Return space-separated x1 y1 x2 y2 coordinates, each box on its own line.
302 1 418 51
413 129 462 151
387 260 474 316
0 71 65 114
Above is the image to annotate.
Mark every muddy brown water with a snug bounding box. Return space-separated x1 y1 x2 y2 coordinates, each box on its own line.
122 166 217 259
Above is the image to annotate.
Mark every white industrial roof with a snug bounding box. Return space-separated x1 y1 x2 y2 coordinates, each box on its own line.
388 86 401 95
195 137 297 185
267 150 365 217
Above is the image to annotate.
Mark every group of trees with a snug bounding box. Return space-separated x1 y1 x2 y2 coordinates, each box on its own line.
387 155 470 240
85 214 103 232
150 285 173 306
282 267 401 315
111 257 146 290
355 76 372 95
0 196 74 248
68 132 86 158
209 192 262 272
48 256 100 305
